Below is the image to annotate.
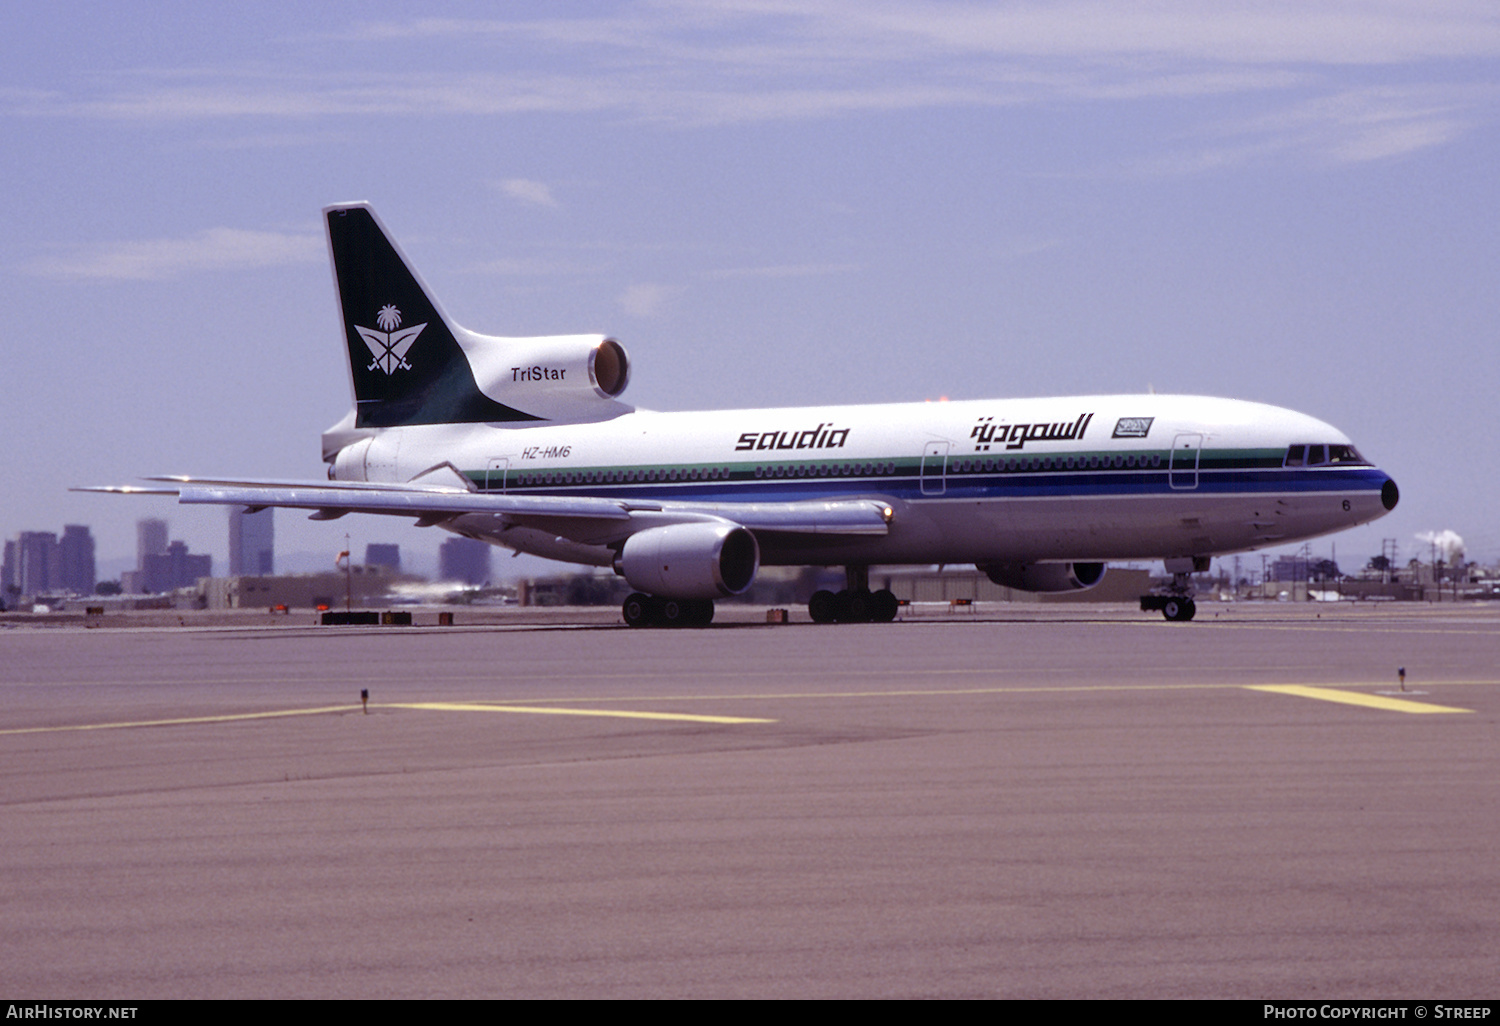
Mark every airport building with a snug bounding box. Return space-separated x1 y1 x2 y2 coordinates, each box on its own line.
202 566 415 610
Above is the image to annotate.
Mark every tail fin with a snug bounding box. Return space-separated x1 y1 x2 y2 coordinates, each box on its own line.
324 203 539 428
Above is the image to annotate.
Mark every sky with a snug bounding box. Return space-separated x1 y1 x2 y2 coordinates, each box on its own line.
3 1 1497 580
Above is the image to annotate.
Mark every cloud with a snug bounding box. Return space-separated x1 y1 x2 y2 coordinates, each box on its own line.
1119 84 1490 175
6 4 1496 166
1415 529 1465 561
497 178 561 208
618 282 682 317
29 227 322 281
700 261 860 280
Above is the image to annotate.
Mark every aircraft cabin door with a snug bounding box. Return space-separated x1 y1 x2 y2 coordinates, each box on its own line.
921 441 949 496
486 458 509 493
1169 433 1203 490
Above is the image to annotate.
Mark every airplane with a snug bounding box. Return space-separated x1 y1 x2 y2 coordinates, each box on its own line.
84 203 1400 625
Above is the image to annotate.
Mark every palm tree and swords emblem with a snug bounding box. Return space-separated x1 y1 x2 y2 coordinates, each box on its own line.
356 304 426 375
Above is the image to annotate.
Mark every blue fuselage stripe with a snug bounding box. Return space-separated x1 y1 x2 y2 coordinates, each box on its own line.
490 467 1387 504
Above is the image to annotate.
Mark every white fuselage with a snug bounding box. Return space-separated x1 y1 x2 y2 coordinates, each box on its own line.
328 393 1394 570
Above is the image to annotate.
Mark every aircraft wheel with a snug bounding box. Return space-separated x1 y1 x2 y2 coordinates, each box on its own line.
659 598 688 626
623 593 656 628
870 589 899 623
1161 598 1197 622
842 588 873 623
689 599 715 626
808 590 838 624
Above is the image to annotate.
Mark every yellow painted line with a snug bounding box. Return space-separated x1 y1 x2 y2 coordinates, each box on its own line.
386 701 774 725
441 680 1500 706
1246 685 1472 714
0 705 361 736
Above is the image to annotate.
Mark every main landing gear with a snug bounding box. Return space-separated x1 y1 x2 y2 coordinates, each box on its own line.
1140 566 1199 621
622 593 715 628
808 566 899 624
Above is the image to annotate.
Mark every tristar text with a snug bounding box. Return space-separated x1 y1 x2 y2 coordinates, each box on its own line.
735 423 850 452
512 366 567 382
970 413 1094 452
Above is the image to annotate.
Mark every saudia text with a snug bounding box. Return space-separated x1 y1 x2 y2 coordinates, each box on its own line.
970 413 1094 451
735 423 850 452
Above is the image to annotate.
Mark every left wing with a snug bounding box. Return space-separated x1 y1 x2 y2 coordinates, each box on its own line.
75 476 892 542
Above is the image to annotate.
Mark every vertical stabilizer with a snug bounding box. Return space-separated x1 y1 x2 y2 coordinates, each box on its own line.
324 204 539 428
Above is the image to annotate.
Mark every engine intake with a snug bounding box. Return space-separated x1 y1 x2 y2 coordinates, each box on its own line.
978 561 1107 593
616 523 760 600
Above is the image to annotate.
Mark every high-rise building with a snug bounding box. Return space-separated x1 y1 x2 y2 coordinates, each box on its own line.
228 507 274 575
439 537 490 585
137 518 167 570
1 540 15 606
142 540 212 593
365 543 401 571
15 531 61 597
58 525 96 594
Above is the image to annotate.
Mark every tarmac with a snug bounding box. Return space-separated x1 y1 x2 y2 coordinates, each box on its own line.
2 601 1497 998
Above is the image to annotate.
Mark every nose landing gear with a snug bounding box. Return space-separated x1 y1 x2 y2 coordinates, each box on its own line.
1140 563 1201 621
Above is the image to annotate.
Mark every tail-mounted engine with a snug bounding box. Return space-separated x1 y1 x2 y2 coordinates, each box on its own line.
459 332 630 422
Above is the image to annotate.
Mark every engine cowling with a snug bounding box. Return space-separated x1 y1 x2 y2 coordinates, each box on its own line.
616 523 760 599
978 561 1107 593
460 331 631 421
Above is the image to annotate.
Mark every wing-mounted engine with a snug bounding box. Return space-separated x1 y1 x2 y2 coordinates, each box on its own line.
978 561 1107 593
615 523 760 600
457 331 631 423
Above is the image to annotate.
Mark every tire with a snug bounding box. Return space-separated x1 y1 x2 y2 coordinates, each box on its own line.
843 588 873 623
870 589 899 623
808 589 838 624
622 593 654 628
1162 598 1183 622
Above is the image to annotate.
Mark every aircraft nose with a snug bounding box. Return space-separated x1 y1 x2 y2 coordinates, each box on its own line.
1381 476 1400 511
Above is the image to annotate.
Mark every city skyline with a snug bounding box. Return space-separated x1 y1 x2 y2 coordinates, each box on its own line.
4 3 1496 571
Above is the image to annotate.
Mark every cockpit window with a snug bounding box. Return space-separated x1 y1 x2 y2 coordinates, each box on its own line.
1285 443 1370 468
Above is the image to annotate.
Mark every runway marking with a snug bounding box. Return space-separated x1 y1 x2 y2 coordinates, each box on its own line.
3 680 1483 735
385 701 774 724
440 680 1500 706
0 705 361 736
1245 685 1472 714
